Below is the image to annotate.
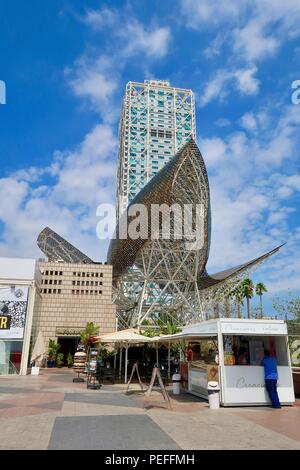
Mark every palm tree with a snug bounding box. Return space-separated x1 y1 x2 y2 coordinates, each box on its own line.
241 278 254 319
229 285 244 318
80 322 99 353
255 282 268 318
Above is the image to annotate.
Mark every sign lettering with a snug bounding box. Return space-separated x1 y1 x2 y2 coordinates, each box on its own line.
0 315 11 330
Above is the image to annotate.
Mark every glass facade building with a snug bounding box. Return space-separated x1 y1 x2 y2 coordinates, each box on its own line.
116 80 196 219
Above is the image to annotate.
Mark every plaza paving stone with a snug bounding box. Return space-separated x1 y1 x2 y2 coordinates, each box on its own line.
0 368 299 450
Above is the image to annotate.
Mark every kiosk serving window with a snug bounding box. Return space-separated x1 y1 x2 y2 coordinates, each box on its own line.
223 335 288 366
188 337 218 365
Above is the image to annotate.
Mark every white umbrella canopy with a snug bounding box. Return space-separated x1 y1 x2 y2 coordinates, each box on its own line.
94 329 153 384
30 331 46 366
94 328 153 344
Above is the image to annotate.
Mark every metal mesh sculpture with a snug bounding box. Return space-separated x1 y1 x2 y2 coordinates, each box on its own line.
37 227 94 264
108 140 283 328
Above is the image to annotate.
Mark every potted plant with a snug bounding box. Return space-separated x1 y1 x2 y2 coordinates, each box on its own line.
80 322 100 354
56 353 64 368
67 352 73 368
47 339 60 368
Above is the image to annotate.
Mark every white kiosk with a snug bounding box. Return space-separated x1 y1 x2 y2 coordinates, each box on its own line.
164 319 295 406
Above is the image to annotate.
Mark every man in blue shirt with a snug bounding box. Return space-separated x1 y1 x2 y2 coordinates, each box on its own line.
262 349 281 409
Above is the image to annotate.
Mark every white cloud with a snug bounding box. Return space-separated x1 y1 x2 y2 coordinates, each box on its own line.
215 118 231 128
68 16 171 118
82 7 117 30
200 137 227 166
0 124 118 261
233 21 279 62
234 67 259 94
68 55 119 119
180 0 243 29
200 102 300 302
240 112 257 132
120 21 171 59
181 0 300 63
200 67 259 107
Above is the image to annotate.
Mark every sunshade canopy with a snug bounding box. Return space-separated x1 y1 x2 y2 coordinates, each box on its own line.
94 328 154 344
30 331 46 363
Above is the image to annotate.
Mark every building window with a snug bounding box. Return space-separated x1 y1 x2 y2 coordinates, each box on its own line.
58 289 61 294
100 273 103 277
99 291 102 294
81 290 84 294
95 281 98 286
95 273 99 277
50 271 53 275
59 280 62 285
72 281 75 286
48 289 52 294
86 273 90 277
45 270 49 275
91 281 94 286
72 290 75 294
49 280 53 285
73 272 76 276
59 271 63 276
100 281 103 286
86 290 89 294
90 290 93 295
82 272 85 277
76 290 79 294
77 281 80 286
55 271 58 275
81 281 84 286
54 280 57 285
91 273 94 277
43 289 47 294
86 281 89 286
53 289 56 294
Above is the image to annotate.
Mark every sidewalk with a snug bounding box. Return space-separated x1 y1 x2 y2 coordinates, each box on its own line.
0 368 299 450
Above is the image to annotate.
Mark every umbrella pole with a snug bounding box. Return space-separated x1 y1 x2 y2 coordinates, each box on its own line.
119 346 122 380
168 342 171 379
156 342 159 366
114 349 117 369
125 344 128 384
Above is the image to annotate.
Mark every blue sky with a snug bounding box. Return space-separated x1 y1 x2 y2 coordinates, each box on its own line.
0 0 300 315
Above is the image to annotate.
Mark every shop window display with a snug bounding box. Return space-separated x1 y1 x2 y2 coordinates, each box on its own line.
0 340 23 375
223 335 288 366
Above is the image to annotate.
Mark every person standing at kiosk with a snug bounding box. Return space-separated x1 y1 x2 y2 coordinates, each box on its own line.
262 349 281 409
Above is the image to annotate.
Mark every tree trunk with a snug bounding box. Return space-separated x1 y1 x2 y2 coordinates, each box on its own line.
237 301 242 319
225 297 230 318
260 295 263 318
214 302 219 319
247 297 250 319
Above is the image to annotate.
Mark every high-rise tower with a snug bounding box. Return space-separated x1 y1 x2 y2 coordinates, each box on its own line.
116 80 196 218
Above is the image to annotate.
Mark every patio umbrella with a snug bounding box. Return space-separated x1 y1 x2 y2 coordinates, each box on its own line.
30 331 46 366
94 329 153 383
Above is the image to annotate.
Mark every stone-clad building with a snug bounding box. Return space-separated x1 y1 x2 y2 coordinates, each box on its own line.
32 261 116 359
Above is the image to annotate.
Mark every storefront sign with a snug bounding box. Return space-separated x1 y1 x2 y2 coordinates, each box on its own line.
55 328 82 336
221 321 286 335
223 366 294 404
0 315 11 330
